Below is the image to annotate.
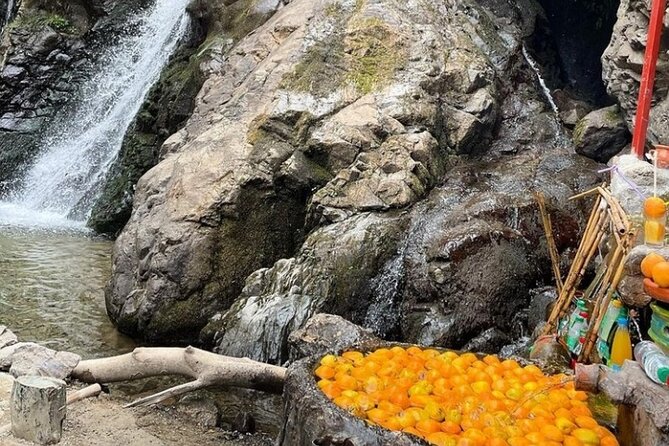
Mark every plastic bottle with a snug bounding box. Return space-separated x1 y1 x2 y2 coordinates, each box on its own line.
566 315 588 353
634 341 669 385
597 300 624 363
609 317 633 370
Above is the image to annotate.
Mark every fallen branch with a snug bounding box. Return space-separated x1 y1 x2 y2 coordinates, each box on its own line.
66 384 102 405
70 346 287 407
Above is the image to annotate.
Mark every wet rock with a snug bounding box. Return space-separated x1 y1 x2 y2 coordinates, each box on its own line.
618 275 651 308
0 326 18 350
573 105 630 163
610 154 669 216
461 328 511 354
0 343 80 379
529 335 571 374
553 89 593 127
527 287 557 332
204 213 406 364
399 151 602 350
287 314 379 362
176 395 220 428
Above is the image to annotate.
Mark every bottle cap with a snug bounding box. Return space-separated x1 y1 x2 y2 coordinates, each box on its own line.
658 367 669 384
612 300 622 308
576 300 587 310
617 316 628 327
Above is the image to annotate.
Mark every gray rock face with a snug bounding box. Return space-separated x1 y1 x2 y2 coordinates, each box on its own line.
602 0 669 146
204 213 406 364
574 105 630 163
287 313 379 362
109 0 514 345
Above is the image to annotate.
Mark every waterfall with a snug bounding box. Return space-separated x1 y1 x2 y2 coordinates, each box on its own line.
5 0 13 24
1 0 191 228
522 44 560 117
363 238 409 338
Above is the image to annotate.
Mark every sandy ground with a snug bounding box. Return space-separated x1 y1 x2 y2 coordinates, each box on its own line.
0 374 274 446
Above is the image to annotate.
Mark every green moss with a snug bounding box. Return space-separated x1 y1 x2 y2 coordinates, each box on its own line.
346 17 403 94
223 0 274 42
10 12 77 34
281 36 347 97
573 119 587 146
282 12 405 96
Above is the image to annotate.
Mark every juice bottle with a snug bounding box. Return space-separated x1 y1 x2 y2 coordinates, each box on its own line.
610 316 633 370
597 299 624 364
644 196 667 247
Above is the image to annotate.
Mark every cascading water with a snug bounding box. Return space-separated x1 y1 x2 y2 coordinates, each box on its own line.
4 0 14 24
363 236 410 338
0 0 191 229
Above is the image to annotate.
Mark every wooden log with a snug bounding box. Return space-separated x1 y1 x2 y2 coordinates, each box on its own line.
10 376 66 445
70 346 287 407
66 384 102 405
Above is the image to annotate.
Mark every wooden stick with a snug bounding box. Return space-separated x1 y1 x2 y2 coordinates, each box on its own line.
544 197 606 334
66 384 102 405
581 248 630 361
569 187 601 201
536 193 564 293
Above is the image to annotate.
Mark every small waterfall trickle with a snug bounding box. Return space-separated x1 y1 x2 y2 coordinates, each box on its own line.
522 44 559 116
521 44 571 146
363 238 409 338
2 0 15 30
0 0 191 229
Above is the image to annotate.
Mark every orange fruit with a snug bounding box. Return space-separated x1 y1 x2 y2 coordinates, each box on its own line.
645 196 667 218
540 425 564 442
641 252 666 278
653 261 669 287
440 420 462 434
600 437 619 446
574 416 598 429
572 428 601 445
564 436 584 446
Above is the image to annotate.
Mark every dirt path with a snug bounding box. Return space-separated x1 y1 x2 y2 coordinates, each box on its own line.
0 374 273 446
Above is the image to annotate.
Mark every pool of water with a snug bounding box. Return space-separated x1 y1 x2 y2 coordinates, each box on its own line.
0 222 134 358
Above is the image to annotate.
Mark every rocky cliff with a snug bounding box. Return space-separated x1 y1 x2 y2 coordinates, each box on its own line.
103 0 606 361
603 0 669 146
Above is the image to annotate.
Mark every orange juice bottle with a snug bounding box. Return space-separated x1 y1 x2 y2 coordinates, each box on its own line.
644 196 667 246
610 317 633 371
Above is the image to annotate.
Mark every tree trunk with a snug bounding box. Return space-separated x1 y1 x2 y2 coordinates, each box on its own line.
10 376 66 445
70 346 287 407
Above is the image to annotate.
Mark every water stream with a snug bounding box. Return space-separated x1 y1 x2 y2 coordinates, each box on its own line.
8 0 191 222
0 0 192 357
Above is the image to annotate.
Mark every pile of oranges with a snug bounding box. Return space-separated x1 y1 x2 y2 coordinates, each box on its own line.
315 347 618 446
641 252 669 287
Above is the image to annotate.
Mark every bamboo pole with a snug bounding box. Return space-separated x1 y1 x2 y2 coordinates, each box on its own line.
536 193 564 293
543 196 607 334
581 245 630 361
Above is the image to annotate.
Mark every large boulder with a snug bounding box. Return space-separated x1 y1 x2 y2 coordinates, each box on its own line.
573 105 630 163
108 0 518 344
602 0 669 145
398 150 602 349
